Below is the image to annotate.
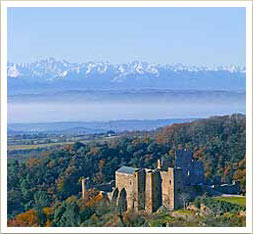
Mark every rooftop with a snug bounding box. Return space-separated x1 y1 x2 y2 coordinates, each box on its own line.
116 166 139 175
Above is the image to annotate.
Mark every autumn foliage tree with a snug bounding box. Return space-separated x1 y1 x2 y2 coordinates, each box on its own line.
8 209 40 227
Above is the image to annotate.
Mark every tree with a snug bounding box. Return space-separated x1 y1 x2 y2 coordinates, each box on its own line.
34 190 50 211
8 209 40 227
179 192 190 209
52 200 81 227
72 142 85 151
33 190 51 226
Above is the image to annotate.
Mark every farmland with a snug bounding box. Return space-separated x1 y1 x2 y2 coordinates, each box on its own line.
7 131 118 161
215 196 246 207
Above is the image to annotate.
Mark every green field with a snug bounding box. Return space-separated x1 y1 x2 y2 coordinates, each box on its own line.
8 142 73 150
215 196 246 207
8 137 116 151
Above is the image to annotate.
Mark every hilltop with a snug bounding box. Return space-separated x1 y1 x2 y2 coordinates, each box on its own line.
7 114 246 226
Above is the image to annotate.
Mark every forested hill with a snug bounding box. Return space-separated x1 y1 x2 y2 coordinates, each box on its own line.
155 114 246 187
7 114 246 225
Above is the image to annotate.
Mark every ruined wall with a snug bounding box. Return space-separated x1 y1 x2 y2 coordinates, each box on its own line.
166 168 175 210
109 187 119 205
145 170 162 213
175 149 193 186
214 182 241 194
174 168 184 209
145 171 153 213
133 169 146 211
192 161 204 185
161 170 172 209
163 167 184 210
152 170 162 211
175 149 205 186
113 154 195 213
115 172 135 210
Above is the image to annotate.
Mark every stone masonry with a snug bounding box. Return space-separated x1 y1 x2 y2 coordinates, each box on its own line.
110 149 204 213
107 150 204 213
81 149 241 212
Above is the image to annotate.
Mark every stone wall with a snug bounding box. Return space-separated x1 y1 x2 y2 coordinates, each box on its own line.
145 170 153 213
175 149 193 186
114 166 184 212
161 170 171 209
174 168 184 209
133 169 146 211
115 172 135 210
213 182 241 195
167 168 176 210
113 152 199 213
152 170 162 212
145 169 162 213
192 161 204 185
161 167 184 210
175 149 204 186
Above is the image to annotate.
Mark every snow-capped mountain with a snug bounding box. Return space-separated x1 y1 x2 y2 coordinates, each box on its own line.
7 58 161 81
7 58 246 93
7 57 245 80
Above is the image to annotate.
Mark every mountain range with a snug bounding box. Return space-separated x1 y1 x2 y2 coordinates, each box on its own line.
8 58 246 94
8 118 195 134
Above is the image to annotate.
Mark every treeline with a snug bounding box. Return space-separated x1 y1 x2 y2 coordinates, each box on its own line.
7 191 246 227
7 114 246 225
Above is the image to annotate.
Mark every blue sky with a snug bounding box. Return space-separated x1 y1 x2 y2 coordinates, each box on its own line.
8 7 245 66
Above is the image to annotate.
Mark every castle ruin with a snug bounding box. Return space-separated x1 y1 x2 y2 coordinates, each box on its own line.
80 149 241 212
109 149 204 213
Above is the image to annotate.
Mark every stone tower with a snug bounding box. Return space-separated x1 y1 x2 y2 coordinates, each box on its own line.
81 178 88 201
145 169 162 213
175 149 193 186
133 169 146 211
175 149 204 185
115 166 138 210
169 167 184 210
157 159 161 169
161 167 183 210
115 166 147 211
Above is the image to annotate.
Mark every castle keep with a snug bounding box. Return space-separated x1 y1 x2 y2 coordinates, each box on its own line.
109 149 204 213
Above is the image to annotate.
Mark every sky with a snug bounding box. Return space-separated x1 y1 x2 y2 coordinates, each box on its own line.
8 7 245 66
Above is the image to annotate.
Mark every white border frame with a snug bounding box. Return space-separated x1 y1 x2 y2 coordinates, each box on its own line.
1 1 252 233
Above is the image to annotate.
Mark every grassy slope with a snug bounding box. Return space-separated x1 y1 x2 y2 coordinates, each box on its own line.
215 196 246 207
